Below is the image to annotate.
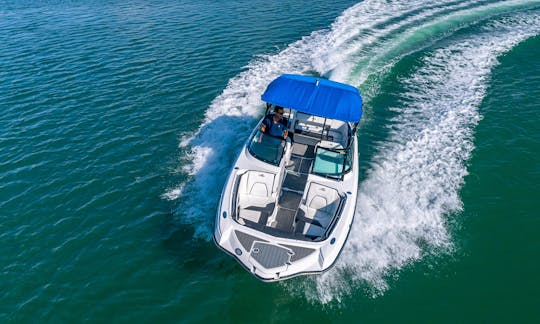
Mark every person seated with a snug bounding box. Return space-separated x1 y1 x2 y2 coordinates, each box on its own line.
260 106 289 140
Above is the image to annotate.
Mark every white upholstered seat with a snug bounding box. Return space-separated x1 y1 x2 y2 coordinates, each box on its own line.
301 182 341 237
237 171 275 224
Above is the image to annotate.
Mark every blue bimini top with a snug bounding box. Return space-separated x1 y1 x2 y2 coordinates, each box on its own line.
261 74 363 123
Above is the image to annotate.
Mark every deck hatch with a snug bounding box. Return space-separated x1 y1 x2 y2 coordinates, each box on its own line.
251 242 292 269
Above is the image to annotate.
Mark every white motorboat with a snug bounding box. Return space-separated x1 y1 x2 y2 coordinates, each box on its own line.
214 74 363 281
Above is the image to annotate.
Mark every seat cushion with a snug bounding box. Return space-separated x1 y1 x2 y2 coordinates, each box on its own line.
298 182 340 231
238 208 264 224
237 171 275 208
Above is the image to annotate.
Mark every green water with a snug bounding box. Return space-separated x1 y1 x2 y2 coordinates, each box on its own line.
458 35 540 319
1 0 539 322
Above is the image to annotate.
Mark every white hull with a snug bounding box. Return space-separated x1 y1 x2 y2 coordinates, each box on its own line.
214 113 359 281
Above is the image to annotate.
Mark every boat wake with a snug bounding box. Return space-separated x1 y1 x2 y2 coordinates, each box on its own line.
165 0 540 302
292 13 540 304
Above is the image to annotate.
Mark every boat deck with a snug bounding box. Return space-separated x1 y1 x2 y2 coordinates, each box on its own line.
271 143 315 233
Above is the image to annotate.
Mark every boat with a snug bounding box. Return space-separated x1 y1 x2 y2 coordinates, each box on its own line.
214 74 363 281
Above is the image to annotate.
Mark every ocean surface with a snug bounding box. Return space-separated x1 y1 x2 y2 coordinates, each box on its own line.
1 0 539 322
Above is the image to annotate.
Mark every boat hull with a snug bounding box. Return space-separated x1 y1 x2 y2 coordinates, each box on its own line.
214 136 358 282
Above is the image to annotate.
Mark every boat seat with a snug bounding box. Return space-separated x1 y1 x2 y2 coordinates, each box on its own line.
328 120 349 147
238 206 271 225
295 121 329 135
295 113 330 136
237 171 275 224
318 140 343 150
300 182 340 237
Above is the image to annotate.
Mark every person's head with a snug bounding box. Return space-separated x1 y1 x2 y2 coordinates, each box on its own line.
274 106 284 118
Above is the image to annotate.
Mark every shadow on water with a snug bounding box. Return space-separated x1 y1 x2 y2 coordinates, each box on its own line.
160 209 243 277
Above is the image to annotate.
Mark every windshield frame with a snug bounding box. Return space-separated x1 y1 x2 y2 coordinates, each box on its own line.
311 145 353 180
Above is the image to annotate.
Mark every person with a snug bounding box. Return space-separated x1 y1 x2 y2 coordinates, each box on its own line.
260 106 289 140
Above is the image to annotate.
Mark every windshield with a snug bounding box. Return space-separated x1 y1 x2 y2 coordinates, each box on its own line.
247 130 286 165
312 146 352 179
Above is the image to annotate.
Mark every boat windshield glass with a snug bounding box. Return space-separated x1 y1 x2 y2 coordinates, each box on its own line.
247 130 286 165
312 146 352 179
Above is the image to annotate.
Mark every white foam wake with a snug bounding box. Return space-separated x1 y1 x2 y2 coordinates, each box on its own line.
326 0 537 94
302 13 540 304
168 0 512 238
169 0 539 302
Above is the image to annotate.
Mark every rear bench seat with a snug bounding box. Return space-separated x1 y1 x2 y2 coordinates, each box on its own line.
295 113 329 136
294 113 349 147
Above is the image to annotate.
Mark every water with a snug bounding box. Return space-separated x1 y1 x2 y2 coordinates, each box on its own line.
1 0 539 322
